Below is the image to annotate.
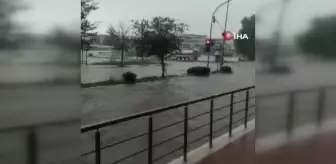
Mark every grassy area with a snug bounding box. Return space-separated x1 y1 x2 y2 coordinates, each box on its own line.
92 60 157 66
81 75 183 88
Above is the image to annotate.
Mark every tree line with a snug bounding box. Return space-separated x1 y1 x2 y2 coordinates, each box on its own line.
104 18 189 77
234 15 255 61
81 0 99 64
81 1 189 78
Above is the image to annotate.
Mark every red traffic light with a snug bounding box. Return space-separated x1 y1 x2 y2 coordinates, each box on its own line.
205 39 212 45
222 31 234 41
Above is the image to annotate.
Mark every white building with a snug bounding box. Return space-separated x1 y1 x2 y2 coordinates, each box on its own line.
181 34 207 51
94 34 109 45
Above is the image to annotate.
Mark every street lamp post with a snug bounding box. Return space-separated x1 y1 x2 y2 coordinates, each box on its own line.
256 0 292 70
207 0 232 68
271 0 291 68
220 0 230 67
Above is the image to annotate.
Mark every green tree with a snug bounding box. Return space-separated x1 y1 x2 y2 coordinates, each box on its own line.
106 22 131 67
256 35 278 63
146 17 188 78
0 0 27 49
297 15 336 59
130 19 150 63
44 27 78 64
234 15 255 60
46 27 78 51
81 0 98 64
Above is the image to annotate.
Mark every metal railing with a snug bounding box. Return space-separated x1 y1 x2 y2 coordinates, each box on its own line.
81 86 255 164
0 119 79 164
257 85 336 136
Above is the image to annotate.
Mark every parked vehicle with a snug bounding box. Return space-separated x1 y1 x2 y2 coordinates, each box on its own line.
169 49 199 61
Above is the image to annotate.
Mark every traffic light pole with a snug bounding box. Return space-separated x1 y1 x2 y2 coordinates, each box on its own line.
271 0 291 69
208 0 232 68
255 0 292 70
220 1 230 67
207 22 214 68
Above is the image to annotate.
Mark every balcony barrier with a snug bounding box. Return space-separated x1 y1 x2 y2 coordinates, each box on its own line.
81 86 256 164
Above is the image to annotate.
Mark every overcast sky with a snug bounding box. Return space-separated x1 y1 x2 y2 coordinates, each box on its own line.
86 0 268 37
13 0 336 40
257 0 336 39
13 0 80 34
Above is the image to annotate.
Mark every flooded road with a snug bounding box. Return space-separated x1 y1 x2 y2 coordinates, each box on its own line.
0 50 81 164
81 57 336 164
82 62 255 125
257 59 336 138
81 62 255 164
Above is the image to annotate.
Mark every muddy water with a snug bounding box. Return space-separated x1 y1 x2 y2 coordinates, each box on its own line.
81 62 255 164
81 58 336 164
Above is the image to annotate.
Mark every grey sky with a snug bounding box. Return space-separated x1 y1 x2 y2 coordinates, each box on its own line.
87 0 336 39
12 0 336 39
14 0 80 34
257 0 336 39
88 0 267 37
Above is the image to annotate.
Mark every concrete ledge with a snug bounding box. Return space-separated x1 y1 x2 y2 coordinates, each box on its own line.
256 119 336 153
167 120 255 164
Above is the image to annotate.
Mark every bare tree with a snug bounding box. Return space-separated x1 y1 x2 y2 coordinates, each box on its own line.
106 22 130 67
131 19 150 63
81 0 99 65
0 0 28 50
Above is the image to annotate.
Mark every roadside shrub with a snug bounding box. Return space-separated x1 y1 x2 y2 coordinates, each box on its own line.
187 66 210 76
220 66 233 73
122 72 137 83
269 65 291 74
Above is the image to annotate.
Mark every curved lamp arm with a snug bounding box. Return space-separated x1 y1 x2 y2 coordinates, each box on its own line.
209 0 232 39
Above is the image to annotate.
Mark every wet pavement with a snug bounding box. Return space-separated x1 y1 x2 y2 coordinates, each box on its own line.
256 131 336 164
198 130 336 164
198 131 254 164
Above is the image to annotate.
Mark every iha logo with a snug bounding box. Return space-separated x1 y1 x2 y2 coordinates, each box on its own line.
222 31 249 41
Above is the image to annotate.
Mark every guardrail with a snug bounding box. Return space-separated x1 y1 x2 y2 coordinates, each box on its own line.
0 119 78 164
257 85 336 136
2 85 334 164
81 86 256 164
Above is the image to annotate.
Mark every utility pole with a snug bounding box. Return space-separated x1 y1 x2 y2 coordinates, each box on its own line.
220 0 230 67
207 16 215 68
269 0 291 69
208 0 232 68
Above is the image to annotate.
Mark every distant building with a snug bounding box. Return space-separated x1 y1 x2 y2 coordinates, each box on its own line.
81 44 115 57
211 38 233 51
181 34 207 51
90 44 114 51
94 34 109 45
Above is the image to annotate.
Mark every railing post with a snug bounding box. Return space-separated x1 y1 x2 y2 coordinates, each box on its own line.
209 99 214 148
27 128 37 164
183 106 189 162
317 88 326 127
95 130 101 164
255 95 260 134
244 90 250 128
229 93 234 137
287 92 295 136
148 115 153 164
